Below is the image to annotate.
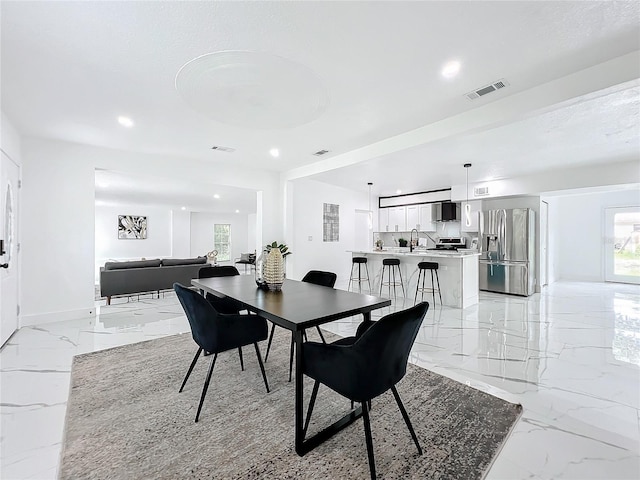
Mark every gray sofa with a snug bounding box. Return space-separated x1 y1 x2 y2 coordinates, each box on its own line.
100 257 207 305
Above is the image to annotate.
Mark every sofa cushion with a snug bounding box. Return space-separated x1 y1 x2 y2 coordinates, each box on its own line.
162 256 207 266
104 259 162 270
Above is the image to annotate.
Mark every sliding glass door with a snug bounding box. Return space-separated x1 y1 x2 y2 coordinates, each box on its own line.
605 207 640 284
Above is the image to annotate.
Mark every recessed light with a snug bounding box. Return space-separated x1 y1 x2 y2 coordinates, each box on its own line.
97 182 109 189
269 148 280 158
117 116 134 127
396 189 402 194
213 194 220 199
181 207 186 211
235 209 240 213
441 60 461 79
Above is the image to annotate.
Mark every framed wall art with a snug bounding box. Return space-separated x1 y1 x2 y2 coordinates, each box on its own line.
118 215 147 239
323 203 339 242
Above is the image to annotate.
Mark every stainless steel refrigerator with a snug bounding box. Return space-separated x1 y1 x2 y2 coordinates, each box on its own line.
479 208 536 296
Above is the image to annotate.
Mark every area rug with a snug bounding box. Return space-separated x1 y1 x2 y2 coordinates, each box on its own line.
59 329 522 479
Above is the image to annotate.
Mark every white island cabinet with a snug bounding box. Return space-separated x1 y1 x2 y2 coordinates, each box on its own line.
348 250 479 308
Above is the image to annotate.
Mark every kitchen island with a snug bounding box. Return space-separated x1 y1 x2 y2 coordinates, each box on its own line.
348 250 479 308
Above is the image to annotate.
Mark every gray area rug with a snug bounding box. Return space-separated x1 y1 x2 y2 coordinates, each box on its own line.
60 328 522 479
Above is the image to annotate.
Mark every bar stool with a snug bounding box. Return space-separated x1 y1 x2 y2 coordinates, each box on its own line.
348 257 372 293
415 261 442 305
379 258 405 299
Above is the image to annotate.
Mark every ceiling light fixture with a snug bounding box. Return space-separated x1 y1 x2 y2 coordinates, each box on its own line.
235 209 240 213
181 206 186 211
464 163 472 227
213 194 220 199
117 116 134 128
269 148 280 158
441 60 461 79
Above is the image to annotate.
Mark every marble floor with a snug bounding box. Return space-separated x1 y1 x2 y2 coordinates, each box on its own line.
1 281 639 479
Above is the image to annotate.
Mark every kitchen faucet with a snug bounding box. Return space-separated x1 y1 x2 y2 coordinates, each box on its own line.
410 229 418 252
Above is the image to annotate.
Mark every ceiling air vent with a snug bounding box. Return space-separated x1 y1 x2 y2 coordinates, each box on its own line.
211 145 235 152
474 186 490 197
465 79 510 100
313 149 330 156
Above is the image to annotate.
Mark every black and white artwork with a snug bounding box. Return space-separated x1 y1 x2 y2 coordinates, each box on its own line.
323 203 339 242
118 215 147 239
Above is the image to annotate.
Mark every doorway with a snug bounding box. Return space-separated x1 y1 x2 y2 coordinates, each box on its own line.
1 150 20 347
605 206 640 284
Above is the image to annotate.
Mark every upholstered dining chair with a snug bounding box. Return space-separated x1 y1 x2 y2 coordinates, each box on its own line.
264 270 337 382
173 283 270 423
198 265 244 314
302 302 429 480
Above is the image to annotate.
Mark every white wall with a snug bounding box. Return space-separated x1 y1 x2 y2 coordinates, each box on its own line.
288 179 368 289
171 210 191 258
546 188 640 282
1 112 22 163
20 137 280 324
189 212 249 264
95 204 174 279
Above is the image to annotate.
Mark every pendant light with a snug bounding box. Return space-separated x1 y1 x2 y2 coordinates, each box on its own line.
464 163 472 227
367 182 373 229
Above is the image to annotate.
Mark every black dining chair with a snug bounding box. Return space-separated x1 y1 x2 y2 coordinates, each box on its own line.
173 283 270 423
264 270 337 382
198 265 245 314
302 301 429 480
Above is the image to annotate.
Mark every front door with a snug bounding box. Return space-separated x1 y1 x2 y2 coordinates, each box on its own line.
604 206 640 284
1 150 20 346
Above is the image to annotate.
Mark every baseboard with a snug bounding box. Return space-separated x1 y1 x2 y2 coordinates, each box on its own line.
21 307 96 327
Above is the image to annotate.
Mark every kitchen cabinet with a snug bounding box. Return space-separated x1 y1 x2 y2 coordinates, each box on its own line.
380 207 407 232
388 206 407 232
418 204 436 232
461 200 481 232
406 206 419 230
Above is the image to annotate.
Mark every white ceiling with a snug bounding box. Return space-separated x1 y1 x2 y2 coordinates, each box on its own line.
2 1 639 200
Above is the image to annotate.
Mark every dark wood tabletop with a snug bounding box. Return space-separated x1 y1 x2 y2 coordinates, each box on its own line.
191 275 391 332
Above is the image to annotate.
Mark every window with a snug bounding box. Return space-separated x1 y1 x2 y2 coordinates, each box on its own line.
214 224 231 261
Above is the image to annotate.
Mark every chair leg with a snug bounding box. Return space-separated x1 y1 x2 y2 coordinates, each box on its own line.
238 347 244 371
361 400 377 480
435 270 442 304
430 270 436 306
390 385 422 455
195 353 217 423
414 270 421 305
348 263 354 292
179 347 203 393
316 326 327 344
398 266 406 297
289 334 295 382
365 263 372 293
303 380 320 437
253 342 270 393
265 323 276 361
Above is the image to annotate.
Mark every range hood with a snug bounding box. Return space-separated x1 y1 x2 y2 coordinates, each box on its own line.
435 202 460 222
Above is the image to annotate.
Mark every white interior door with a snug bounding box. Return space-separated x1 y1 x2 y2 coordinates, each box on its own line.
605 206 640 284
1 151 20 347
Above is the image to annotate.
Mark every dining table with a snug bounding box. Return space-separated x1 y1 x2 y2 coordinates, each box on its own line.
191 275 391 455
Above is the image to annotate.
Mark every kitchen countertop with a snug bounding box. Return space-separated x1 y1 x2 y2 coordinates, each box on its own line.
349 250 480 258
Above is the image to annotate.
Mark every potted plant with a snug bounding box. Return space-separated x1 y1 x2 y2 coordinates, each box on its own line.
398 238 408 247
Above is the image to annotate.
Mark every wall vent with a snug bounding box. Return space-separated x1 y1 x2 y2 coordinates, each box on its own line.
211 145 235 152
474 186 490 196
313 149 330 156
465 79 509 100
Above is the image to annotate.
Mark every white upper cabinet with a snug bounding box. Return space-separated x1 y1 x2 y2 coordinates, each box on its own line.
406 206 419 230
379 208 390 231
388 206 407 232
461 200 481 232
419 204 436 232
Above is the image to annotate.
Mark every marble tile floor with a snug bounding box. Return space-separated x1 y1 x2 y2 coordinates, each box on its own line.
1 281 639 479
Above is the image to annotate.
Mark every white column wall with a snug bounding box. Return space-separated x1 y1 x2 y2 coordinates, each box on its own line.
20 137 280 324
288 179 368 289
546 188 640 282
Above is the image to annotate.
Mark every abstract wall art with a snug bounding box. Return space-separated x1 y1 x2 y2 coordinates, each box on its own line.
118 215 147 239
323 203 339 242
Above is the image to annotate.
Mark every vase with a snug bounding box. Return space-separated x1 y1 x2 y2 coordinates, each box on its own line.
264 248 285 291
